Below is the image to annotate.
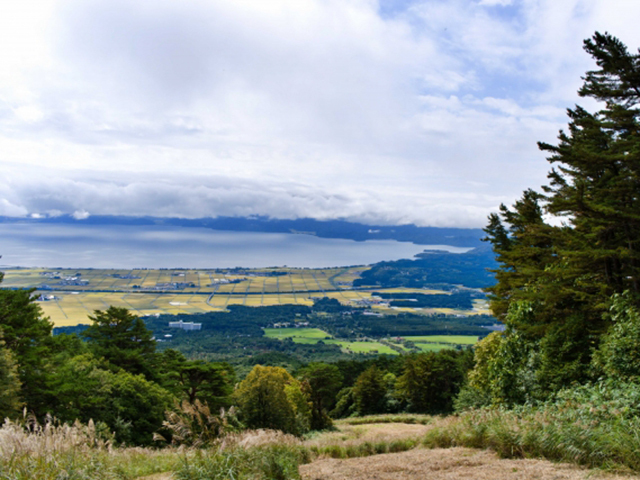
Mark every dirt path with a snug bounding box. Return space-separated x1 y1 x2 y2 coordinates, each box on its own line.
300 447 638 480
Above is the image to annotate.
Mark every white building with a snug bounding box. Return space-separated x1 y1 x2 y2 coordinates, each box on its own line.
168 320 202 331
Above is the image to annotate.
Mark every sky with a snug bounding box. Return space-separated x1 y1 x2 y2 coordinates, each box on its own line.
1 0 639 228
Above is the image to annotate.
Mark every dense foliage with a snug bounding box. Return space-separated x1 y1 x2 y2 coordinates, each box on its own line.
473 32 640 403
372 291 476 309
234 365 311 436
354 245 497 289
0 266 475 446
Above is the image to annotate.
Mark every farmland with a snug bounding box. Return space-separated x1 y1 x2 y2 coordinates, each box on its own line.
263 328 476 355
1 267 491 326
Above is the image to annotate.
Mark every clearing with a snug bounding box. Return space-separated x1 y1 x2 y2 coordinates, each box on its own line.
300 447 636 480
301 419 638 480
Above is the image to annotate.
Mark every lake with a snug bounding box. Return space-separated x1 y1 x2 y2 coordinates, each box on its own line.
0 223 473 269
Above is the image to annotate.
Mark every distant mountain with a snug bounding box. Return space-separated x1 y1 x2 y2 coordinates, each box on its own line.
0 215 485 247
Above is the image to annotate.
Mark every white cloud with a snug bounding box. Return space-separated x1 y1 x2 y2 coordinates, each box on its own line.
13 105 45 123
478 0 513 5
0 165 507 227
0 0 637 228
0 198 28 217
71 209 90 220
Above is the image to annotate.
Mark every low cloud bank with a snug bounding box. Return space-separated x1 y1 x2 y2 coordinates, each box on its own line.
0 168 503 228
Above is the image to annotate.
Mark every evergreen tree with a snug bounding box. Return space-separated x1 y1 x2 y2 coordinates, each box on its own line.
83 307 156 378
396 350 468 413
0 329 21 419
0 288 53 415
352 365 387 415
298 363 342 430
482 32 640 398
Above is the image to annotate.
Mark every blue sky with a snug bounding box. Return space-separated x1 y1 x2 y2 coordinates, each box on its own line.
0 0 639 227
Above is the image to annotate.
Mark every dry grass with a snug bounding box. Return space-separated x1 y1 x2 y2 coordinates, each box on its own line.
0 415 110 457
300 447 640 480
305 423 429 451
0 416 181 479
4 414 638 480
220 429 302 450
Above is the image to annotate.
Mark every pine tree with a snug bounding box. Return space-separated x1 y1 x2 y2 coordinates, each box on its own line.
482 32 640 395
83 307 157 378
0 330 21 419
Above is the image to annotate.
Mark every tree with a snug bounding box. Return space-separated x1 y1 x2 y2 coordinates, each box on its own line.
542 32 640 298
178 361 234 410
0 329 21 419
0 288 53 414
83 307 156 378
234 365 311 435
298 363 342 430
593 292 640 380
352 365 387 415
395 350 467 414
155 350 234 410
482 32 640 396
49 353 174 445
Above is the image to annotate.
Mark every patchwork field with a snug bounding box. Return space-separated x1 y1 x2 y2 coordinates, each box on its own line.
1 267 489 326
262 328 476 354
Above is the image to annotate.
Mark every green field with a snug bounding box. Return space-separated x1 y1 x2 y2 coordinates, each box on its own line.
413 343 457 352
403 335 479 345
263 328 332 340
264 328 401 355
328 340 399 355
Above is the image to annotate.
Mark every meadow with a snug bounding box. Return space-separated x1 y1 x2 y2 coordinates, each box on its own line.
1 267 490 326
2 414 634 480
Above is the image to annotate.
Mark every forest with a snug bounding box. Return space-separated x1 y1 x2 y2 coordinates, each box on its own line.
0 291 474 444
2 31 640 478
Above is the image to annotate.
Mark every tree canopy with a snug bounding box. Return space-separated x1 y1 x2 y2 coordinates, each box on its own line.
83 306 157 377
480 32 640 400
233 365 311 436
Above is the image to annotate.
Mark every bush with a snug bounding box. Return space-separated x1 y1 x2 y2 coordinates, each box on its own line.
175 444 303 480
593 292 640 380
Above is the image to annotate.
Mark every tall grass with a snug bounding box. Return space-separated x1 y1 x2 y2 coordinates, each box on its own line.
337 414 432 426
424 381 640 472
0 415 180 480
305 438 419 459
175 444 304 480
0 415 117 480
174 426 424 478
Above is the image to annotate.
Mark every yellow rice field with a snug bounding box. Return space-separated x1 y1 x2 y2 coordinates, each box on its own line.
1 267 488 326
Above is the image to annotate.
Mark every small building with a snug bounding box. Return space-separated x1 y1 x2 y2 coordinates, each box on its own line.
168 320 202 331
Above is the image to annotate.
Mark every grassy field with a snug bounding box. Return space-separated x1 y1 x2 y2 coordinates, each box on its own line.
399 335 479 351
327 340 400 355
264 328 403 355
412 343 457 352
263 328 332 340
2 414 631 480
404 335 479 345
1 267 490 326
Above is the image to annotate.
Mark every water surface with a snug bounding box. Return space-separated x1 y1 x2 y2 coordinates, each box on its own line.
0 223 471 269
